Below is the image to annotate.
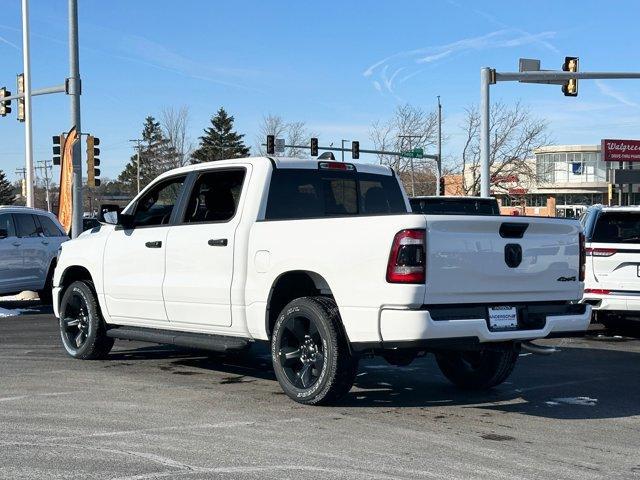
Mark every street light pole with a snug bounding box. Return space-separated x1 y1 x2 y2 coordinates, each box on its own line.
341 139 350 162
436 96 442 196
21 0 34 208
68 0 82 238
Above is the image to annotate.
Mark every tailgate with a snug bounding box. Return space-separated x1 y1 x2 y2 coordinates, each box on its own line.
423 215 582 304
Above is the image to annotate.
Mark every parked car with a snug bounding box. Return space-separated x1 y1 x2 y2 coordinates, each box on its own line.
0 206 69 303
53 157 590 404
410 196 500 215
581 205 640 330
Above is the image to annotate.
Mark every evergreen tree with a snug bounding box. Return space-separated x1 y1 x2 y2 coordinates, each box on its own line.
191 107 250 163
118 116 177 193
0 170 15 205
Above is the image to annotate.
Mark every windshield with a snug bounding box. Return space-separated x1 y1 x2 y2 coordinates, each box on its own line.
410 198 500 216
591 212 640 244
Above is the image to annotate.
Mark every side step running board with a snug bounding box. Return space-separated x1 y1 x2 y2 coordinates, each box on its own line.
106 326 251 353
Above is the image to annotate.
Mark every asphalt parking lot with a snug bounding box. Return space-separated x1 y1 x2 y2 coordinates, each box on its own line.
1 302 640 480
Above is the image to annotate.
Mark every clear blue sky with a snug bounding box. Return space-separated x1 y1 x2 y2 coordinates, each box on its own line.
1 0 639 181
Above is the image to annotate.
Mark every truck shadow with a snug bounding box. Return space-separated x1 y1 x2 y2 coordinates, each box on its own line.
342 339 640 419
107 338 640 420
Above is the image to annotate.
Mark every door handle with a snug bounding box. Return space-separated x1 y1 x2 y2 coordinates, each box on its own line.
208 238 228 247
145 241 162 248
41 240 50 245
12 242 20 247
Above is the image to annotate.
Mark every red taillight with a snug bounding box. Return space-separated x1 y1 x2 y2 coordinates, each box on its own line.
386 229 425 284
318 161 354 171
585 247 617 257
579 233 586 282
584 288 610 295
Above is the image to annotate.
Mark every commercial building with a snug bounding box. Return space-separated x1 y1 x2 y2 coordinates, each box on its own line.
442 144 622 217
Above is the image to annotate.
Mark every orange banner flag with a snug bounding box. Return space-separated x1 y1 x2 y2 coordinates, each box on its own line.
57 126 78 234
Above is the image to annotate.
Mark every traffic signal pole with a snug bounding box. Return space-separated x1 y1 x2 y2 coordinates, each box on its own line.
68 0 82 238
21 0 34 208
480 66 640 198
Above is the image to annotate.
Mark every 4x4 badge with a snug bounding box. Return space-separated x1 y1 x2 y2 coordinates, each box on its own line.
557 276 576 282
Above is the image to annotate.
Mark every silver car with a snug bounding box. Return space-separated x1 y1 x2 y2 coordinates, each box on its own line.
0 206 69 303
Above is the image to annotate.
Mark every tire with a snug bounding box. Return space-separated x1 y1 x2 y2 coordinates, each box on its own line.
59 280 114 360
435 343 518 390
271 296 358 405
38 263 55 305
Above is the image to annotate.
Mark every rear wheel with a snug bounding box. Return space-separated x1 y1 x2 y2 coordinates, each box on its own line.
271 296 358 405
59 280 114 359
435 343 518 390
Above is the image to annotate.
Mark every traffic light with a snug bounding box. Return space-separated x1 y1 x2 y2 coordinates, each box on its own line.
351 141 359 160
439 176 445 195
52 134 65 165
266 134 275 155
16 74 25 122
562 56 578 97
86 135 101 187
0 87 12 117
310 137 318 157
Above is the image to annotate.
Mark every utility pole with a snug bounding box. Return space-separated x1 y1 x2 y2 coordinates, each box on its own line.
21 0 34 208
68 0 82 238
436 96 442 196
35 160 52 211
15 167 27 199
129 139 143 193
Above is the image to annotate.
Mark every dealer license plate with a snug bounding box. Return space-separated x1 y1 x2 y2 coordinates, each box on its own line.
488 306 518 331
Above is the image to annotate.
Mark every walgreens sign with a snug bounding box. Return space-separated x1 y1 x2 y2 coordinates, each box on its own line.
601 139 640 162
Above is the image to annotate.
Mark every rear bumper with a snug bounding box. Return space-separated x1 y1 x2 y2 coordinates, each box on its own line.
583 293 640 312
352 303 591 352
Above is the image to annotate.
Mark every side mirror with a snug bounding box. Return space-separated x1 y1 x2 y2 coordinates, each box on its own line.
117 213 135 229
98 204 121 222
0 228 8 239
102 211 119 225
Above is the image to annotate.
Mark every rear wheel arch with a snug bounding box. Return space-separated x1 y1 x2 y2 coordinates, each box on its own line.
265 270 339 338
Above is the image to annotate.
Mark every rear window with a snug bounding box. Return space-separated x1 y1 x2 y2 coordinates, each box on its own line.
410 198 500 216
265 169 406 220
592 212 640 244
14 214 39 238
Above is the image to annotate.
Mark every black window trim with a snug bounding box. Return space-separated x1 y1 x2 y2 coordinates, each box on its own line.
173 166 248 227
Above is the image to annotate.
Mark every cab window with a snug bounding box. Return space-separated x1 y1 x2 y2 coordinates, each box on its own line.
182 169 246 223
132 176 186 227
36 215 65 237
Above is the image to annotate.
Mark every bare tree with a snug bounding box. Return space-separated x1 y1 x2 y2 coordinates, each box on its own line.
457 101 549 196
161 106 193 168
256 114 315 158
370 104 439 195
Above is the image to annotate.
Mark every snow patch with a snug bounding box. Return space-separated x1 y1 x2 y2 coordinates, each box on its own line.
546 397 598 407
0 307 26 318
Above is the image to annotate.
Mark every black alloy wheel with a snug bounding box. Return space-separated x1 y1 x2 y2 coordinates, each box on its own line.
278 314 326 389
61 290 91 350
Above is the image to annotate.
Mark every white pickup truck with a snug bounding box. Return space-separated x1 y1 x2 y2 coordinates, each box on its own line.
53 157 591 404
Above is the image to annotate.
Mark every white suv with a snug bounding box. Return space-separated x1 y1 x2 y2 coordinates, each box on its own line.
582 205 640 329
0 206 68 303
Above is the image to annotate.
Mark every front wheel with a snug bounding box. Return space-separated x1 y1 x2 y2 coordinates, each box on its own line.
59 280 114 360
271 296 358 405
435 343 518 390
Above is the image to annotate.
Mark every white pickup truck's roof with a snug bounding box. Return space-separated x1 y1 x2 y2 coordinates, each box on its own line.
156 156 394 180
